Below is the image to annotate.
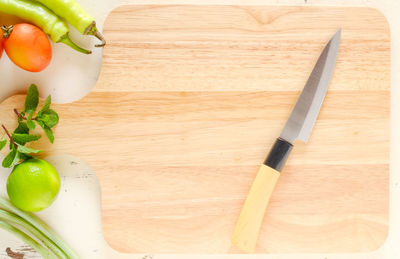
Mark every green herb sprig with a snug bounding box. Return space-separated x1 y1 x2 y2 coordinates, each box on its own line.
0 84 59 168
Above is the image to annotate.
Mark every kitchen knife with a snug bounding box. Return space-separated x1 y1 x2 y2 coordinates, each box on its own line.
231 29 341 253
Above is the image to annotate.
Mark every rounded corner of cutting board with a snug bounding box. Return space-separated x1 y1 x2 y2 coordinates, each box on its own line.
362 7 391 35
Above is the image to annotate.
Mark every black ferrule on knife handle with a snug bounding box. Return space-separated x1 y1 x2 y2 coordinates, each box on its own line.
264 138 293 172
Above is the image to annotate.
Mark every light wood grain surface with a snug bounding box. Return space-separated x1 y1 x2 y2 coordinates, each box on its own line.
0 5 390 254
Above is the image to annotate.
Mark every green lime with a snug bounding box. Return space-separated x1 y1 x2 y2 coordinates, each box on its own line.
7 158 60 212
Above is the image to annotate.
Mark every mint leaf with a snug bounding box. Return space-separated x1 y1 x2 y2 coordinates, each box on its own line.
16 143 41 154
14 122 29 134
27 120 36 130
2 148 20 168
2 149 15 168
24 84 39 113
0 137 6 151
26 110 36 130
27 110 33 120
43 127 54 143
37 95 51 117
37 109 58 128
37 121 54 143
10 153 23 168
12 133 41 145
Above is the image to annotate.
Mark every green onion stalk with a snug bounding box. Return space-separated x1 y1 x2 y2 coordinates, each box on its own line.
0 197 79 259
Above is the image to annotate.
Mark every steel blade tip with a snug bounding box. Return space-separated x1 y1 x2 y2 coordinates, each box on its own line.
280 29 341 144
325 29 341 54
332 28 341 43
296 29 341 143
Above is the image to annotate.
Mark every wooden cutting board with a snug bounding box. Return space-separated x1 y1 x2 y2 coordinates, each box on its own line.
0 5 390 254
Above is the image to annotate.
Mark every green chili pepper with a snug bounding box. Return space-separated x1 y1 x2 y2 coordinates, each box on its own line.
0 0 91 54
35 0 106 47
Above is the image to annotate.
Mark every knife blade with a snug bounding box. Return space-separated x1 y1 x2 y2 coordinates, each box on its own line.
231 29 341 253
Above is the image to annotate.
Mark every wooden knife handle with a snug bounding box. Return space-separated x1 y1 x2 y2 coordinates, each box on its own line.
231 164 280 253
232 137 292 253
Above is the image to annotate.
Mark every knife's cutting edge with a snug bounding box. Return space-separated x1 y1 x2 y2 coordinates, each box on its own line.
280 29 341 144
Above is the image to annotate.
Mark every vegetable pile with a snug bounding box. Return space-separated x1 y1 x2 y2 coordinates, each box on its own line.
0 0 105 51
1 84 61 211
0 0 106 71
0 0 98 255
0 85 76 257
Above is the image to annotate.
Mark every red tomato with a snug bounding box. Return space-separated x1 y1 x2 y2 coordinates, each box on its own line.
3 23 52 72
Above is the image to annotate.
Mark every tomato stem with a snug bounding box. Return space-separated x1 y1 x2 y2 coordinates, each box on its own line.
1 25 13 39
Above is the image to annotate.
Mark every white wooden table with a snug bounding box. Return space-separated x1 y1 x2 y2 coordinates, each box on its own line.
0 0 399 258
